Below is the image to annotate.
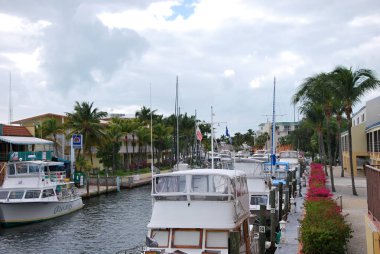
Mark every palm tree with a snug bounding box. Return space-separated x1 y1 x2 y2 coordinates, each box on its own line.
331 66 380 196
135 126 150 168
153 123 173 164
66 101 107 167
41 118 64 157
293 73 336 192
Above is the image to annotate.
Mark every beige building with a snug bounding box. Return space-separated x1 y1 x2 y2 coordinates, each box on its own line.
341 96 380 175
256 121 299 151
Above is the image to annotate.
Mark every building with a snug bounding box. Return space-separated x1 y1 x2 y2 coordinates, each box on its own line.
341 96 380 175
12 113 68 160
0 124 53 162
256 121 299 151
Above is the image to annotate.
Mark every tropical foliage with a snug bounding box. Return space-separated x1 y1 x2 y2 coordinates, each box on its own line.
292 66 379 195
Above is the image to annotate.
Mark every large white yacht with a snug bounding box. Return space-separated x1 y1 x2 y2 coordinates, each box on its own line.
0 160 83 227
144 169 255 254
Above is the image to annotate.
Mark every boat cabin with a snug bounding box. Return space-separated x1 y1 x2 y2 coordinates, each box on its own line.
145 169 253 254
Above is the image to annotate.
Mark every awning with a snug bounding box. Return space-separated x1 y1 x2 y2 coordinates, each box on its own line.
0 136 53 145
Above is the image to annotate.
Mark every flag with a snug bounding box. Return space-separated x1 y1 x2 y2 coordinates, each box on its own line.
226 126 232 144
225 126 230 137
196 126 203 141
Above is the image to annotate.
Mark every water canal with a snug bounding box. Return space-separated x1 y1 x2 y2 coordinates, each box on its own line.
0 185 152 254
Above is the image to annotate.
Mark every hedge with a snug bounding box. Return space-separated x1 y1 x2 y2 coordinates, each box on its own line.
300 163 352 254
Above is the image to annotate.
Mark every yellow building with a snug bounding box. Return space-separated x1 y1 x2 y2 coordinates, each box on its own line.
341 96 380 176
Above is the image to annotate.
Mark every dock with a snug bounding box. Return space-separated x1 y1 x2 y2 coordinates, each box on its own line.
77 173 153 199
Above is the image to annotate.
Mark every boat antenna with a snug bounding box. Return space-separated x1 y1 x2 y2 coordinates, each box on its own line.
8 71 13 125
211 106 214 169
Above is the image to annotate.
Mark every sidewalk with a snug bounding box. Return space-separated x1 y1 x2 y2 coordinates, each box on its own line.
275 181 306 254
326 166 367 254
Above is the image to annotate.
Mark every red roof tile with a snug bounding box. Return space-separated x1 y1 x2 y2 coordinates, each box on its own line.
2 125 32 137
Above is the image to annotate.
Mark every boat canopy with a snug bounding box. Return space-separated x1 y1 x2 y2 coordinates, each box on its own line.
0 136 53 145
263 161 289 171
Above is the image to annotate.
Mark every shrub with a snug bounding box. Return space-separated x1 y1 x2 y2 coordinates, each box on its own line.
301 162 352 254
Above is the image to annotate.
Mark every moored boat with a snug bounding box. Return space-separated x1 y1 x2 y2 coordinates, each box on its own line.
0 160 83 227
144 169 255 253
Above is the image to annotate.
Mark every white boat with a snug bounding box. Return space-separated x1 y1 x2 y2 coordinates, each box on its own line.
278 150 300 170
144 169 256 254
247 178 271 224
0 160 84 227
249 150 270 162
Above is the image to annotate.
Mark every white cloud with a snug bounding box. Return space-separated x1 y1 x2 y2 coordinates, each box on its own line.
349 14 380 27
249 78 262 89
0 0 379 135
1 47 42 72
97 0 309 32
223 69 235 77
0 13 51 34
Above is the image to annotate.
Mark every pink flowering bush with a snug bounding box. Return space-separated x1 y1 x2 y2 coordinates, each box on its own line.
301 163 352 254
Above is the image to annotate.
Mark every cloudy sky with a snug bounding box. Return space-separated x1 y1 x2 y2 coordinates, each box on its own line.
1 0 380 136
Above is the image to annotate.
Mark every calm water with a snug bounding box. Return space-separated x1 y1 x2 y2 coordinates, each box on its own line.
0 185 152 254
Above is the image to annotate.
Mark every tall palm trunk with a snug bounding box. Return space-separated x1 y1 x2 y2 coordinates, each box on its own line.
346 113 358 196
318 130 328 176
325 115 336 192
335 116 344 177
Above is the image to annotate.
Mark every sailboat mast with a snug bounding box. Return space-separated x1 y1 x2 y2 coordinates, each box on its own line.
176 76 179 167
211 106 214 169
271 77 276 166
8 72 13 125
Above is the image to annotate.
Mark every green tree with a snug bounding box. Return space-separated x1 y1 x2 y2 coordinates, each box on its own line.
331 66 380 195
293 73 336 192
41 118 64 157
66 101 107 168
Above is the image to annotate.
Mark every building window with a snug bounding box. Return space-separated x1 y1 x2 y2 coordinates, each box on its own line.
367 133 370 152
369 132 373 152
361 114 365 122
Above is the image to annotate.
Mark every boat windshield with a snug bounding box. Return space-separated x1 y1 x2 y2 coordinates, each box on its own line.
250 195 268 206
155 175 186 193
191 175 229 194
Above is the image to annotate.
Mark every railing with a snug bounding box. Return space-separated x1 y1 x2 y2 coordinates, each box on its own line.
366 164 380 221
4 151 53 162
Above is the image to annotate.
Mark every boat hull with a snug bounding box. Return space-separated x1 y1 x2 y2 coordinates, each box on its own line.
0 198 83 227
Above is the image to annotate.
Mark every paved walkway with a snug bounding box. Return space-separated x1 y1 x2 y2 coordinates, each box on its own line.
326 166 367 254
276 181 306 254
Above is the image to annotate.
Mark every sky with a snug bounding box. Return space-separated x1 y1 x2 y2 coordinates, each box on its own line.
1 0 380 137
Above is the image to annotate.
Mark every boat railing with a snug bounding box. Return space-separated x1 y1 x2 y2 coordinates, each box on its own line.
49 171 68 182
152 192 233 201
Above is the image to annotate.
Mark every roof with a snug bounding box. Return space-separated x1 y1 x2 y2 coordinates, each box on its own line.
0 136 53 145
1 125 32 136
148 201 244 229
11 113 66 124
366 121 380 131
